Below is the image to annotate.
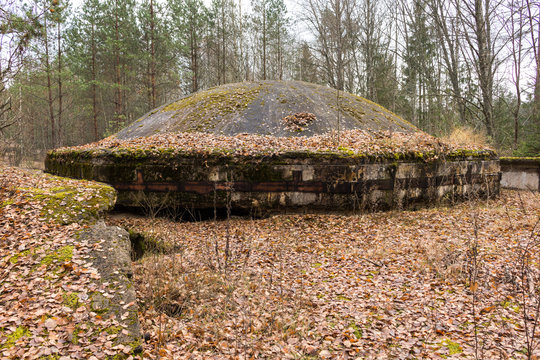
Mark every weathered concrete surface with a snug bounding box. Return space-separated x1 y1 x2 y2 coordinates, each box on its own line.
500 158 540 191
46 152 500 212
115 80 418 139
501 171 539 190
79 222 142 353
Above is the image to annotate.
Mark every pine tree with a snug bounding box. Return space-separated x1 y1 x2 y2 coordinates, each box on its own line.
51 0 68 145
168 0 209 93
102 0 140 132
295 42 319 83
41 0 57 147
402 0 437 130
0 0 43 134
251 0 289 80
66 0 105 141
139 0 175 108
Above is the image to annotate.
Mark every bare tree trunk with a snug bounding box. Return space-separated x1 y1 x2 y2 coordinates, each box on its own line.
150 0 156 108
262 1 267 80
393 11 398 112
44 15 55 148
510 0 524 148
214 16 221 85
221 3 226 84
526 0 540 129
364 0 374 98
278 19 283 80
430 0 466 124
114 0 123 131
336 0 344 91
460 0 496 138
146 36 151 106
475 0 494 137
190 20 199 93
304 0 357 91
57 20 62 146
91 20 98 141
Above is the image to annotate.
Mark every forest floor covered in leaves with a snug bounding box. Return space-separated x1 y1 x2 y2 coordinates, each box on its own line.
2 163 540 359
109 189 540 359
0 166 137 359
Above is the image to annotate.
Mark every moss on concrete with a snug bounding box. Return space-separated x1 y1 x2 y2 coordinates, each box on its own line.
161 83 266 132
20 181 116 225
48 145 496 170
447 149 496 160
500 156 540 164
115 80 421 138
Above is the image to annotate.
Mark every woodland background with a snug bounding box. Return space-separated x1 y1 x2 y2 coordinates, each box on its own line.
0 0 539 163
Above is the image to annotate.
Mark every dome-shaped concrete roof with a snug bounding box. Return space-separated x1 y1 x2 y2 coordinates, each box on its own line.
116 80 418 139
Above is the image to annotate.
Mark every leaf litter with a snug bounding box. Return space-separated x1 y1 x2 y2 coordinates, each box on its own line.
55 129 493 160
108 189 540 359
0 166 136 359
3 162 540 359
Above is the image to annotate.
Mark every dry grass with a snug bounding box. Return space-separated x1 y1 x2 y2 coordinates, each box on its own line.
443 126 490 148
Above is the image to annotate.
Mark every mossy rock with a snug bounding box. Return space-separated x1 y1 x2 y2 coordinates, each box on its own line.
19 179 116 225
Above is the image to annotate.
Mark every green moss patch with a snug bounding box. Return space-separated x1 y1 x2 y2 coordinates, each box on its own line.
71 325 81 345
62 292 80 310
1 326 31 349
161 83 266 132
9 249 30 264
21 182 116 225
1 199 15 208
40 245 74 266
441 339 462 355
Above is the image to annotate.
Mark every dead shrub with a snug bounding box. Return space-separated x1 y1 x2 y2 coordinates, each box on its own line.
136 254 230 318
415 240 468 282
442 126 490 148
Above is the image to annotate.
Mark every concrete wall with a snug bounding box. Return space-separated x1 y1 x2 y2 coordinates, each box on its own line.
45 151 500 212
500 158 540 191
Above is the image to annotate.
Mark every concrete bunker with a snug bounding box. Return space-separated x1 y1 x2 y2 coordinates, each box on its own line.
45 80 500 213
